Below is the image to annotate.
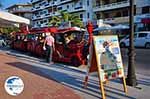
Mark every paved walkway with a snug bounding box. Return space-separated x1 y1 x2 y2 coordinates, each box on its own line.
1 48 150 99
0 52 81 99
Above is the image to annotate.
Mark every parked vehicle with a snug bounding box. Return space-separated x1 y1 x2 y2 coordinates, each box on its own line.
120 31 150 48
11 26 92 66
52 27 89 66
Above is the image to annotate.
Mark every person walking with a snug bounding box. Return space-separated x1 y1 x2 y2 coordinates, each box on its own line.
43 32 55 64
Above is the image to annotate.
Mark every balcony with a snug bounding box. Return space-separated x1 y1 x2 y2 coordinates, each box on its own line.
49 12 59 16
69 5 86 12
58 0 72 5
45 13 50 16
44 1 58 9
93 0 129 12
32 15 43 20
32 6 46 11
103 16 129 24
31 0 41 3
10 8 32 13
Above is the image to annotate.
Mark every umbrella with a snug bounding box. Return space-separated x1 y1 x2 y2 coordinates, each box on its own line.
110 24 129 30
94 25 112 31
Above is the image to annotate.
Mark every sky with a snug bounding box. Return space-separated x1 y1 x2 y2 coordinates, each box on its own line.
1 0 30 9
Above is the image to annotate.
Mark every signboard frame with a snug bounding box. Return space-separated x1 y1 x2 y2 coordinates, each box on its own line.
84 35 127 99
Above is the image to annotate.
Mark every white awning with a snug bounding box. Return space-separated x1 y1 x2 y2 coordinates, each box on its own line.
0 10 30 27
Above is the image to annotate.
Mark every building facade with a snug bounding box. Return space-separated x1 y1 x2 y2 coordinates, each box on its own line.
30 0 150 30
6 4 32 20
93 0 150 31
31 0 93 28
6 4 33 26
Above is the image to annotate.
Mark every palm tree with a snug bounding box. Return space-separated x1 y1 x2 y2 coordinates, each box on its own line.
49 11 83 27
49 15 61 26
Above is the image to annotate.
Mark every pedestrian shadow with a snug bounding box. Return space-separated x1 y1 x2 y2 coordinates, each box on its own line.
6 62 135 99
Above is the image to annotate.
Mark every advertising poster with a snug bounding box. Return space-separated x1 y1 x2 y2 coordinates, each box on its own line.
93 35 124 81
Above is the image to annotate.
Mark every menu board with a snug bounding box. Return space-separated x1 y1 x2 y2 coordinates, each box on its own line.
93 35 124 81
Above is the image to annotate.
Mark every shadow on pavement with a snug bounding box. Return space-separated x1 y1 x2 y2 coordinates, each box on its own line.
6 62 57 82
137 79 150 86
6 61 135 99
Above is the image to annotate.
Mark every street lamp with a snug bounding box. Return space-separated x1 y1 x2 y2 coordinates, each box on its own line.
126 0 137 87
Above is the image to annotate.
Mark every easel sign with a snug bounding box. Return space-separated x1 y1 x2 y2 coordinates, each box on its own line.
84 35 127 99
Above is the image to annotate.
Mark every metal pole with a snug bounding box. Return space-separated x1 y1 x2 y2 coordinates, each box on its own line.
126 0 137 86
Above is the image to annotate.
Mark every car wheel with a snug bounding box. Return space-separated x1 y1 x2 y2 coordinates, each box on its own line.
145 43 150 49
120 43 126 48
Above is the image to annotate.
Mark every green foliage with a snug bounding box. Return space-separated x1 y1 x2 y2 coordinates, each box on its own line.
0 27 19 34
49 11 83 27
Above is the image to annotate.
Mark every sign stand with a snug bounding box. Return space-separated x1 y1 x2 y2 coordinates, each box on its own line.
84 35 127 99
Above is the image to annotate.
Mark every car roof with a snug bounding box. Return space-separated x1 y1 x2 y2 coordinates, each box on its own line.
135 31 150 34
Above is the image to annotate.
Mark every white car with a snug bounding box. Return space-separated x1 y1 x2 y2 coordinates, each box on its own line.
120 31 150 48
0 36 6 47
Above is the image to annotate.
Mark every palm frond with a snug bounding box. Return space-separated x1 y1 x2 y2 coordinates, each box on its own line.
48 10 84 27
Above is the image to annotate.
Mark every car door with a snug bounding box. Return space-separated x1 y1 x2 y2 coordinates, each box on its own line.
134 33 148 47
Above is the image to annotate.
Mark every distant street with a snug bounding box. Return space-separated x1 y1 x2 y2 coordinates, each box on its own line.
121 48 150 76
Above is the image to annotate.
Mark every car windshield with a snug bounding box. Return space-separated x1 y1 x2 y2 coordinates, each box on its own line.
124 34 137 39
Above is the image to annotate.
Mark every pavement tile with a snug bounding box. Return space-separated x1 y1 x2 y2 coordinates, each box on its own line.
0 53 81 99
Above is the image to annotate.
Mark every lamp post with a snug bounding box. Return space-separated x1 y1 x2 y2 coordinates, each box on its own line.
126 0 137 86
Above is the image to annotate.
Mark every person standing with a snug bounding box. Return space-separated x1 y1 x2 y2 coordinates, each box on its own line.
43 32 55 64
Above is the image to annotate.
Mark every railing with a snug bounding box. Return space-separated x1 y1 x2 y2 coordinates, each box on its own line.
94 0 129 11
70 5 86 12
10 8 32 12
31 0 41 3
59 0 72 4
32 15 42 20
103 16 129 23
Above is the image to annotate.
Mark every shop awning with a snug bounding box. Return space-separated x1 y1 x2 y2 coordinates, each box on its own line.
141 18 150 24
0 10 30 27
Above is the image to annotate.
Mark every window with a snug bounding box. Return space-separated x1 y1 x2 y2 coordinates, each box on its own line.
58 7 62 10
138 33 148 38
142 6 150 14
40 21 43 24
80 14 83 19
87 13 90 18
104 13 109 18
53 7 57 11
122 10 128 16
104 0 110 4
40 11 43 15
67 5 69 9
116 12 121 17
44 20 47 23
43 11 47 14
80 2 82 6
96 13 101 19
87 0 89 6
